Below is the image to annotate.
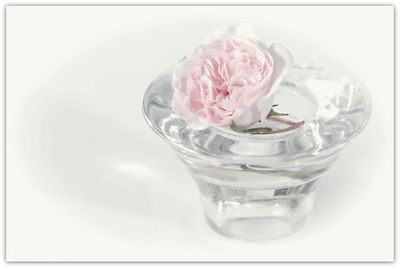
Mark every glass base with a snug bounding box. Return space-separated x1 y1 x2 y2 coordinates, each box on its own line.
197 179 316 240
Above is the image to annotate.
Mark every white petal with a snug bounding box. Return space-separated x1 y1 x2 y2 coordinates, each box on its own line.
232 105 258 127
267 43 294 96
258 96 275 123
257 43 293 123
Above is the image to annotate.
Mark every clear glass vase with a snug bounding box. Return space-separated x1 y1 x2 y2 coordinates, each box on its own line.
142 51 371 240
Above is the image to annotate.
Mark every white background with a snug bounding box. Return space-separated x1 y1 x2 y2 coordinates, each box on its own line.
5 5 394 262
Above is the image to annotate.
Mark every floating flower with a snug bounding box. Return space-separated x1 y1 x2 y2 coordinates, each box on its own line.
172 24 293 130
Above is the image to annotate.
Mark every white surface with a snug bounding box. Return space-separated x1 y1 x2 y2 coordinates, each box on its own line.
6 6 394 261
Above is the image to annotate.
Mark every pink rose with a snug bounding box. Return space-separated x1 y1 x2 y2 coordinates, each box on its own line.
172 24 293 130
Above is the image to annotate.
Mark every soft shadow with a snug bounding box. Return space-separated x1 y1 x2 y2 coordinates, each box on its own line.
18 34 203 239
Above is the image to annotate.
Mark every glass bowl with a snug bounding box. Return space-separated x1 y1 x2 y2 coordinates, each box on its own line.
142 46 371 240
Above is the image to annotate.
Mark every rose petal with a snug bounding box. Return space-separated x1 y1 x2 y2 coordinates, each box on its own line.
172 25 293 130
257 43 293 123
172 92 208 130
